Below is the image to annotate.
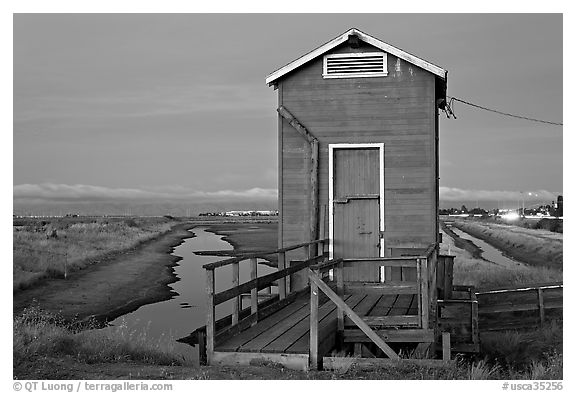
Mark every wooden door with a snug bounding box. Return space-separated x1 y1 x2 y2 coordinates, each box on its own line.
332 147 382 278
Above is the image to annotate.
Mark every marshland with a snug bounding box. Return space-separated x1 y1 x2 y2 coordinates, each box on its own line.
13 215 562 380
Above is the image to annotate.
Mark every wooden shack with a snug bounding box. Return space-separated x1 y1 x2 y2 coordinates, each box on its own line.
201 28 477 371
268 28 446 287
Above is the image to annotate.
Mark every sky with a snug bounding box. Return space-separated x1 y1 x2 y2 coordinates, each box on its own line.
12 13 563 215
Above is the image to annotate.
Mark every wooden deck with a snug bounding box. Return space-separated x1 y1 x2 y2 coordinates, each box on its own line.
202 241 454 370
215 292 419 356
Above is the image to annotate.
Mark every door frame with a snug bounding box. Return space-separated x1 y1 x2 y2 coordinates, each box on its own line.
328 143 385 260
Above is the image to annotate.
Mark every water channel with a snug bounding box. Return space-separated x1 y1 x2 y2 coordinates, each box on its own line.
446 224 528 269
106 227 276 364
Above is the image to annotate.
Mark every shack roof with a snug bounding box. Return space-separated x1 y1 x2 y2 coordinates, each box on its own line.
266 28 448 86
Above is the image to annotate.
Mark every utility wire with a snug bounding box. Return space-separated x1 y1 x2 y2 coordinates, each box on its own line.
446 96 563 126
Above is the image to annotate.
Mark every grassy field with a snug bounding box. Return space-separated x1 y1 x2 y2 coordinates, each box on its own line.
440 226 562 290
13 306 189 379
13 216 178 291
14 305 561 379
13 218 563 380
448 218 563 270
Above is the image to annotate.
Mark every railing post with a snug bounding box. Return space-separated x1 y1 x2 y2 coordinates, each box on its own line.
250 257 258 326
304 244 311 260
336 259 344 334
232 262 240 326
309 269 320 370
442 332 451 361
537 288 545 327
419 258 429 329
416 258 422 328
470 290 479 347
278 251 287 300
198 328 207 366
205 269 215 365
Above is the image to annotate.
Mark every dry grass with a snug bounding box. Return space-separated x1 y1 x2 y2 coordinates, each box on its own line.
479 320 563 380
13 306 189 376
13 217 177 291
440 229 562 290
450 219 563 270
481 320 562 368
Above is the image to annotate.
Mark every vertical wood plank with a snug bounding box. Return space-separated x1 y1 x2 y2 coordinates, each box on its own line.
537 288 545 327
250 258 258 326
305 244 311 261
278 251 286 300
319 204 327 255
197 328 207 365
310 276 320 370
442 332 451 361
336 259 344 333
470 291 479 345
444 256 454 300
384 267 392 283
416 258 422 328
232 262 240 326
286 259 291 294
311 140 319 254
277 83 284 267
429 250 438 324
205 269 215 364
420 258 429 329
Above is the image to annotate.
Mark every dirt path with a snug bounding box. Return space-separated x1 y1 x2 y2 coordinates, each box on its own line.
13 223 196 323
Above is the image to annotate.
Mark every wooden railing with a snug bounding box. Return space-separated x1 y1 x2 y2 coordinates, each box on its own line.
307 245 440 369
476 282 563 331
203 238 327 364
437 285 480 353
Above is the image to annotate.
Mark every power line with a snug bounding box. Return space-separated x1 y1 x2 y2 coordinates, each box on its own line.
446 96 563 126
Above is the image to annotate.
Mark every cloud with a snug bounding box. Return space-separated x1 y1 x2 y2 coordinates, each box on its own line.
13 183 277 203
14 183 560 207
439 187 559 202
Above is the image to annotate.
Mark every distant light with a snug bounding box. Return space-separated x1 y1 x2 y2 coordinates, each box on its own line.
502 211 520 221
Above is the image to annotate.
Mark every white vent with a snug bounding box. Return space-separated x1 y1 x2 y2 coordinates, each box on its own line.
323 52 388 79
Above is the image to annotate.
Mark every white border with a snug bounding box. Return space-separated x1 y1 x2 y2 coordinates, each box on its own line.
328 143 385 260
322 52 388 79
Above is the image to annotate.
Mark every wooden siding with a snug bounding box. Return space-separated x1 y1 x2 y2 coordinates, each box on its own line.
279 41 437 267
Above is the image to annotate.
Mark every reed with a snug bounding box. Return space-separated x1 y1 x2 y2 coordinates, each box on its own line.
13 217 176 291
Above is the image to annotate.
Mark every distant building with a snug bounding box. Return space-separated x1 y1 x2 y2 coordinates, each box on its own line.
199 210 278 217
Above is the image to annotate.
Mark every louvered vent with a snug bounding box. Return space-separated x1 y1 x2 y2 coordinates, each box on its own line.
323 52 387 78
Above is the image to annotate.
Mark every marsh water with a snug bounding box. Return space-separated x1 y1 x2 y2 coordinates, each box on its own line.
106 227 275 364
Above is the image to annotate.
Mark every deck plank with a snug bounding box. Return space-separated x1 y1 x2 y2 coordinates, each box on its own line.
262 294 366 353
215 295 309 352
238 296 323 353
284 294 366 354
407 294 418 315
238 294 351 353
388 294 414 316
352 294 382 316
342 293 381 329
368 294 398 316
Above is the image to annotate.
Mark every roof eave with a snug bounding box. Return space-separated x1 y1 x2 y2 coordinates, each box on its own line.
266 28 447 86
